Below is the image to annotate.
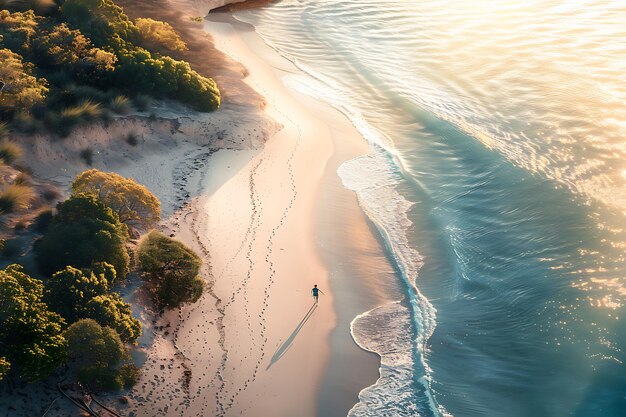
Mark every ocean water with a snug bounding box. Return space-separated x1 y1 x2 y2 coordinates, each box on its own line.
235 1 626 416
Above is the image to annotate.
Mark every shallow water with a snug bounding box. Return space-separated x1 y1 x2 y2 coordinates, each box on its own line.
236 1 626 416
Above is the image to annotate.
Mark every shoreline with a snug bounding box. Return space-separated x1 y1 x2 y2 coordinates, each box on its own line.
202 11 392 417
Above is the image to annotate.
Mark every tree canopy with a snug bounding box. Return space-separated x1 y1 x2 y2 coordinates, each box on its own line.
0 1 219 133
65 318 126 368
33 23 117 74
35 193 130 278
0 264 66 381
44 265 111 322
138 231 204 309
135 18 186 52
61 0 138 46
82 293 141 343
0 48 48 110
65 318 136 391
72 169 160 230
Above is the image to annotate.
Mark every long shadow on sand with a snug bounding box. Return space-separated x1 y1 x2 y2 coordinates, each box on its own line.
267 303 318 370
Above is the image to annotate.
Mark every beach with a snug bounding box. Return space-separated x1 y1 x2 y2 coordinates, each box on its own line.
84 4 392 417
109 9 389 417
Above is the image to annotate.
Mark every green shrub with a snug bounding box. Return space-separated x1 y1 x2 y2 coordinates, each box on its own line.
109 95 132 114
50 100 104 136
76 363 139 391
0 184 36 214
135 18 187 52
117 363 140 389
78 366 124 392
66 319 129 392
0 264 67 382
72 169 161 230
32 208 54 232
61 100 102 121
65 319 126 367
35 193 130 277
0 48 49 111
44 265 110 322
0 142 24 164
81 293 141 343
61 0 139 46
138 231 204 309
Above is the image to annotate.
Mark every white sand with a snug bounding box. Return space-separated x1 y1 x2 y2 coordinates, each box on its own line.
121 14 344 417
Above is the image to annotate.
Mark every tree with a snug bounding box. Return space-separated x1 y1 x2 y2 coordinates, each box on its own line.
44 265 111 322
0 264 66 381
35 193 130 278
135 18 187 52
65 318 131 391
65 319 126 368
71 169 161 230
137 231 204 309
60 0 138 46
33 23 117 73
0 48 48 110
0 10 40 53
82 293 141 343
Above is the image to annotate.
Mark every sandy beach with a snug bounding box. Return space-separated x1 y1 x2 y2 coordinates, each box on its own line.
113 12 386 417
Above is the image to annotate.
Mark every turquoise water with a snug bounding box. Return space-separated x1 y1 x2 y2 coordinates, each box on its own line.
237 1 626 416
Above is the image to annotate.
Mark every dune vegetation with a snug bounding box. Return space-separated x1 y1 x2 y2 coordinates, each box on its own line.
0 0 220 136
0 169 204 389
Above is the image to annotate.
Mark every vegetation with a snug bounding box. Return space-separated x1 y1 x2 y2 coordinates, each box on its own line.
0 162 206 388
135 18 187 52
0 184 36 214
0 264 66 381
72 169 160 230
0 0 220 134
0 47 49 110
44 265 111 322
65 319 136 391
65 319 125 368
138 231 204 309
109 95 132 114
82 293 141 343
0 141 23 164
32 208 53 232
0 356 9 381
35 193 130 278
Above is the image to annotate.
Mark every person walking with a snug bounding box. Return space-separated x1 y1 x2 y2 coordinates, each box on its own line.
312 284 325 303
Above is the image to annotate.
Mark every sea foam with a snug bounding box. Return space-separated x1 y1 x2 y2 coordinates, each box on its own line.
339 152 446 417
